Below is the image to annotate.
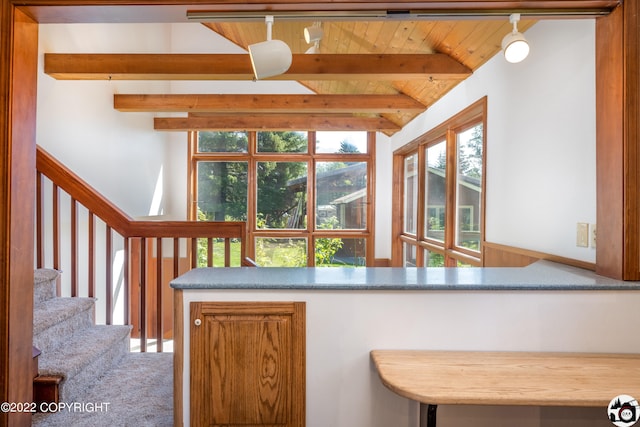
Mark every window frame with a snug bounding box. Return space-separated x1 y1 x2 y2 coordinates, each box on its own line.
188 130 376 267
392 97 487 267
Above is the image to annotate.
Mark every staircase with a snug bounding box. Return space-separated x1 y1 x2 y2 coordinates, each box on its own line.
31 269 173 427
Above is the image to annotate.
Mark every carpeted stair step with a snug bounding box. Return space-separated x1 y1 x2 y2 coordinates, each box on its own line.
33 297 95 356
34 269 59 305
37 324 132 403
31 352 173 427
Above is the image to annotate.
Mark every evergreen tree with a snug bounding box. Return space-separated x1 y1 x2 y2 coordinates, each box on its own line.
197 132 248 221
338 140 360 154
458 124 483 178
197 131 308 228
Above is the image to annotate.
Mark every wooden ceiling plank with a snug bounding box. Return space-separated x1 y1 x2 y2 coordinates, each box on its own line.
154 114 401 131
114 94 426 113
385 21 415 53
45 53 471 80
362 21 388 53
401 20 437 54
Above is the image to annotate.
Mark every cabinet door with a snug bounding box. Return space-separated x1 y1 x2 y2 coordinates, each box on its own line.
190 301 305 427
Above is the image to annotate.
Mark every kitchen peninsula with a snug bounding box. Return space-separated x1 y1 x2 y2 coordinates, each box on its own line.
171 261 640 427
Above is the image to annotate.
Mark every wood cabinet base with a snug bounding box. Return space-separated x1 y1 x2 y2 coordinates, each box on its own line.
190 301 305 427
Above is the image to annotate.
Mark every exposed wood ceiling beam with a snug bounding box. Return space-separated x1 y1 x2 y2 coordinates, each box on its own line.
114 94 426 114
45 53 472 81
153 114 401 132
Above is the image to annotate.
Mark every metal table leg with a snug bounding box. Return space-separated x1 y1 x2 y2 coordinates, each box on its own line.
419 403 438 427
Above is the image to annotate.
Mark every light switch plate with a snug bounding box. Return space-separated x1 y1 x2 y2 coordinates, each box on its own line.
576 223 589 247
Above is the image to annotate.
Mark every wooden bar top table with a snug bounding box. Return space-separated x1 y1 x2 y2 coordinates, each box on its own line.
370 350 640 427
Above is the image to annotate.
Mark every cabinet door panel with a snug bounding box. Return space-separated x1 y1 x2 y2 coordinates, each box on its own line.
190 302 305 427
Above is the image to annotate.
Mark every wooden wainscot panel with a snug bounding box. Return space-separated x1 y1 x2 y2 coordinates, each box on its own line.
483 242 540 267
190 301 305 427
483 241 596 271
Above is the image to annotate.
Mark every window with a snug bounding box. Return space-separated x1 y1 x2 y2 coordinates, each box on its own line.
256 161 308 229
456 126 483 252
196 161 248 221
404 154 418 235
393 98 486 267
190 130 374 267
425 140 446 242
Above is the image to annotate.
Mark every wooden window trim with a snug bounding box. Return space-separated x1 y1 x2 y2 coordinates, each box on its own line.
188 130 375 266
393 97 487 267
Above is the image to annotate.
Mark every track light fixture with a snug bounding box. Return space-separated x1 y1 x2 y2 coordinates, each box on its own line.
248 15 293 80
501 13 530 63
304 22 323 54
304 22 323 44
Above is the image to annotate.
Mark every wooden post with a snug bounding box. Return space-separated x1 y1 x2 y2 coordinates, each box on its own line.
0 4 38 426
596 2 640 280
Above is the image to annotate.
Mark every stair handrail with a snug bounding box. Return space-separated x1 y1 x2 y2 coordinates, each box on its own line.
36 146 131 235
36 145 251 352
36 146 247 240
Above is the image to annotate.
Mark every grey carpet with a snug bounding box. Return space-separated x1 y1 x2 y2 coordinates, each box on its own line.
33 297 95 354
34 269 59 304
32 352 173 427
32 269 174 427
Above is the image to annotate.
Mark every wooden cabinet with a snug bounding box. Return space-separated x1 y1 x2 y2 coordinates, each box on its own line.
190 301 305 427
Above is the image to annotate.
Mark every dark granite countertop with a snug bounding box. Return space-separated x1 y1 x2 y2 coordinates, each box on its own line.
170 260 640 291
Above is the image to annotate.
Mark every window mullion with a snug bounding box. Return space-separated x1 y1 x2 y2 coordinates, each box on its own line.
306 157 314 266
188 131 197 221
247 156 257 261
445 128 457 266
416 148 426 243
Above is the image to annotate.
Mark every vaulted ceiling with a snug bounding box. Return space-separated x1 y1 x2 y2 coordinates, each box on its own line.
37 0 616 135
44 18 537 134
202 19 537 131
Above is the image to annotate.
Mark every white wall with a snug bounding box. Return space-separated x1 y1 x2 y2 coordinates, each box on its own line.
385 19 597 263
374 133 393 260
38 24 171 218
179 286 640 427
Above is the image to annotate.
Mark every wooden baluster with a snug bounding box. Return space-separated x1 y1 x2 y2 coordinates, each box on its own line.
241 227 247 267
191 238 197 268
156 238 163 352
52 183 60 275
225 238 231 267
173 238 179 278
88 212 95 299
171 238 181 350
36 171 43 268
207 237 213 267
105 225 112 325
71 198 78 297
123 236 130 326
140 237 147 353
128 238 141 345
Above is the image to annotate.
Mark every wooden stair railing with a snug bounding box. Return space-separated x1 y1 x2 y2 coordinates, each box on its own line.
35 146 251 352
